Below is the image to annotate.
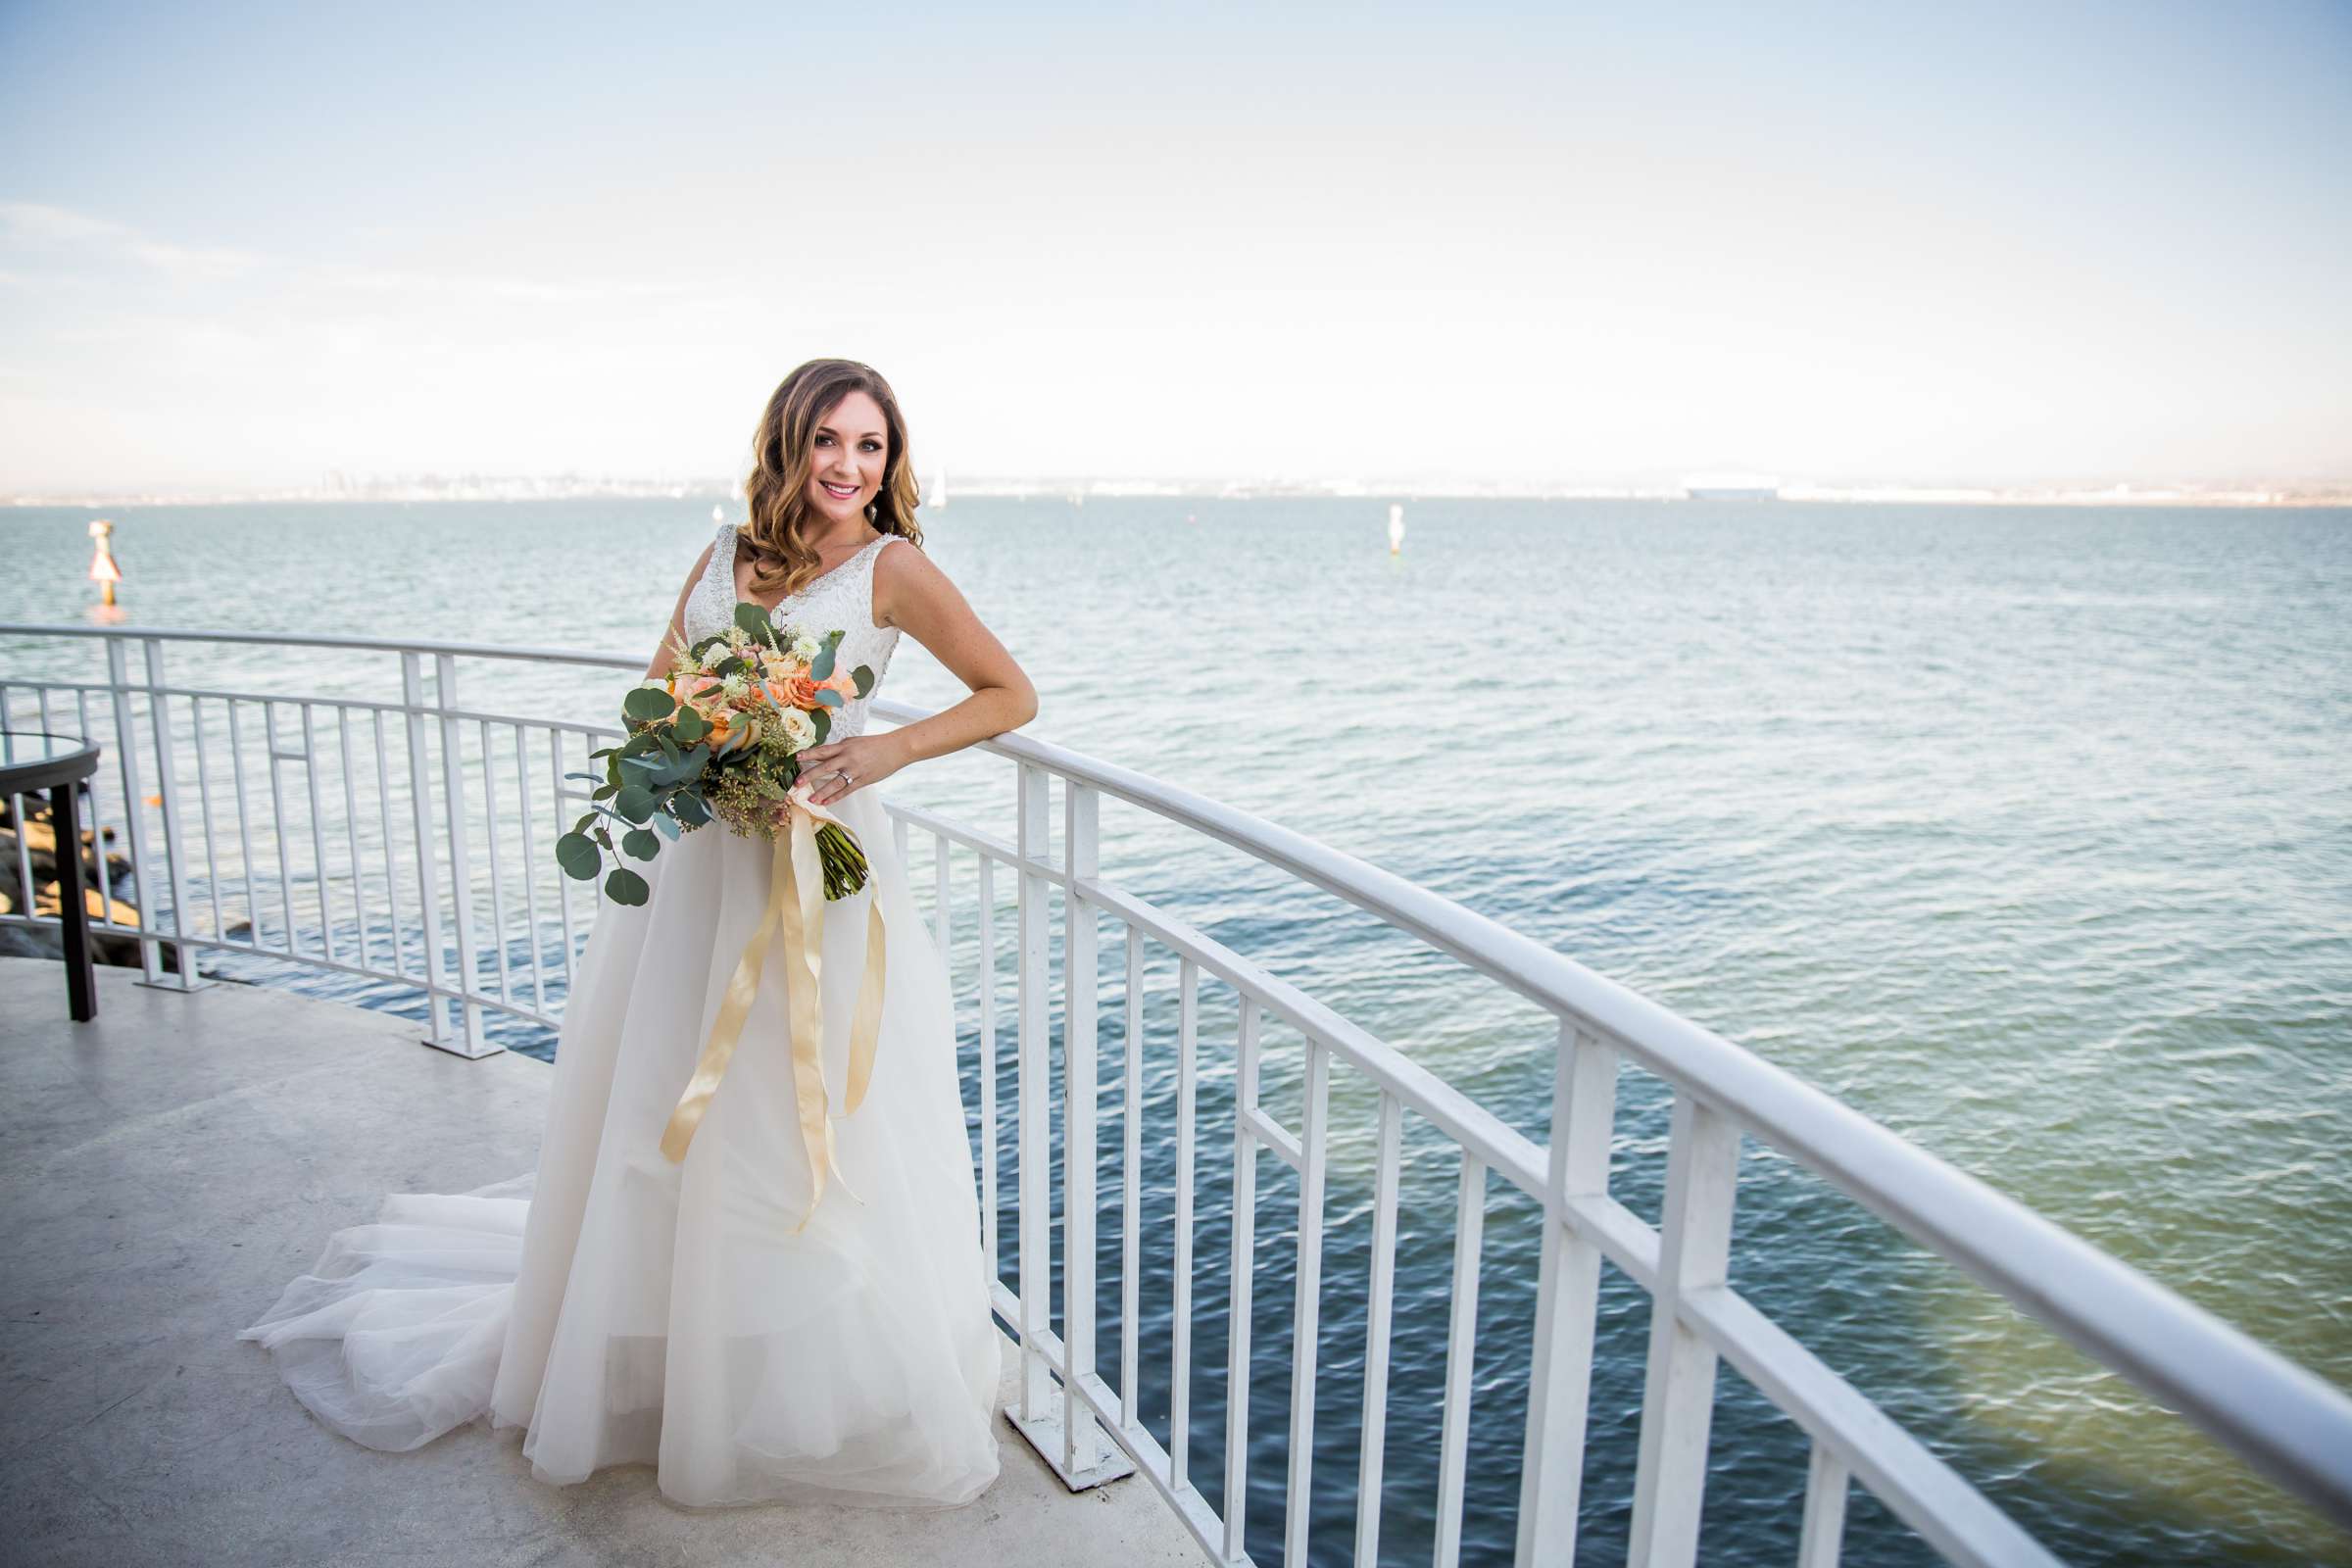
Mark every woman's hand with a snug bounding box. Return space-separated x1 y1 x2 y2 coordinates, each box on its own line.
793 732 907 808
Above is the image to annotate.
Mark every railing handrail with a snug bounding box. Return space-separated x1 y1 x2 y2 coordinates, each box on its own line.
963 715 2352 1519
0 619 651 667
6 618 2349 1539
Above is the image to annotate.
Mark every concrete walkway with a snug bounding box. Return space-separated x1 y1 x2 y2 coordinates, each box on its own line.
0 956 1203 1568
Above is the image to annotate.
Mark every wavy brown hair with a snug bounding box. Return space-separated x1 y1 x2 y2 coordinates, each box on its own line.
738 358 925 599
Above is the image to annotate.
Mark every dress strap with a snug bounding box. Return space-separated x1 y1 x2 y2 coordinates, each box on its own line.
856 534 902 632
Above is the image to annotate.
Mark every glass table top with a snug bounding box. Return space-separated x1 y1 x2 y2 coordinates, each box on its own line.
0 730 99 767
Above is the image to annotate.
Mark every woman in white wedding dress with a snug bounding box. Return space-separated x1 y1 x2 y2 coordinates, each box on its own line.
238 358 1037 1510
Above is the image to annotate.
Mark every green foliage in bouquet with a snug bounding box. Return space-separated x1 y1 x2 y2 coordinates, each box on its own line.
554 601 874 906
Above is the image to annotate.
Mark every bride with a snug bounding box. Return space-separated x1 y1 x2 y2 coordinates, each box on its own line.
238 358 1038 1510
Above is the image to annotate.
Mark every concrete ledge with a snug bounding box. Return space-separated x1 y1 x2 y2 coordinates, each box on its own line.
0 957 1203 1567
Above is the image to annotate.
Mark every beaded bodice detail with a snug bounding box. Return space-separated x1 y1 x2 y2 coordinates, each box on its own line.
681 523 905 742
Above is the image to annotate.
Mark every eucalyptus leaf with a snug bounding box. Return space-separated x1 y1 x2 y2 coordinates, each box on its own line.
647 743 710 788
563 770 603 784
622 686 676 722
572 811 596 835
621 827 661 860
555 831 601 880
593 825 613 851
606 867 650 906
652 812 682 840
810 707 830 742
673 793 712 827
732 602 773 639
614 784 656 823
672 707 708 742
852 665 874 698
814 688 843 709
810 643 836 681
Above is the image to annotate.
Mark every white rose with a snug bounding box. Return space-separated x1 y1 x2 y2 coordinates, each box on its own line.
777 709 816 748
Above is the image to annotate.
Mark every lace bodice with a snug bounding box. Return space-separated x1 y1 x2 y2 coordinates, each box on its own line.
681 523 905 742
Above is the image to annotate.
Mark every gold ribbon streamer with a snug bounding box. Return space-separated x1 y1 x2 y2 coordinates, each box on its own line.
659 786 888 1235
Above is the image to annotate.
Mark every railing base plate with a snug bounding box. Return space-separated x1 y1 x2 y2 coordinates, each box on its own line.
1004 1401 1138 1493
417 1035 507 1060
135 974 217 994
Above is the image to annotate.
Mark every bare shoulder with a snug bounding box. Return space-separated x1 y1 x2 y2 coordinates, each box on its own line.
873 536 966 628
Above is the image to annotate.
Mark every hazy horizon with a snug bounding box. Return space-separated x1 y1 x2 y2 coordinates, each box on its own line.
3 2 2347 495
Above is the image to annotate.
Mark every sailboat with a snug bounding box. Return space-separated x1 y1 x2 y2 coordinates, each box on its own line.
928 466 949 511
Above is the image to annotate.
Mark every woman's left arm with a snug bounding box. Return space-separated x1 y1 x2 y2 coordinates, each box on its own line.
794 543 1038 808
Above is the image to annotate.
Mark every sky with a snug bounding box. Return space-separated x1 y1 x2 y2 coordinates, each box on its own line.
1 0 2347 495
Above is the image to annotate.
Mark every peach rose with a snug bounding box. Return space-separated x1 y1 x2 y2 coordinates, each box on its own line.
766 674 825 710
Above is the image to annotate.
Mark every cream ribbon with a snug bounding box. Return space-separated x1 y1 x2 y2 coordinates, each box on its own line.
659 784 888 1235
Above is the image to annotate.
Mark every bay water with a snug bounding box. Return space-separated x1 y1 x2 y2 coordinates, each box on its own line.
1 497 2345 1564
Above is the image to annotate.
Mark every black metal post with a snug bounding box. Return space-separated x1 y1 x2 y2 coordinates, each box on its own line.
52 779 96 1021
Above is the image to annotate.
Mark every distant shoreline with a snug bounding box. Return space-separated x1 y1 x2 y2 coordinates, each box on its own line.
6 481 2349 510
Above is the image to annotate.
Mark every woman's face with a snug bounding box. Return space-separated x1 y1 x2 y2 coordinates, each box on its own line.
804 390 889 529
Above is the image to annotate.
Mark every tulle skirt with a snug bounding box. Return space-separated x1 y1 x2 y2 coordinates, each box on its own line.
237 785 1004 1510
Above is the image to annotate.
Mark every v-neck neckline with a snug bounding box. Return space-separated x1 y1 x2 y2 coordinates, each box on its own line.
732 530 883 616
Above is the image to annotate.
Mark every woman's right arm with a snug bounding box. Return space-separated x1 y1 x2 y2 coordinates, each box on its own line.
643 541 716 682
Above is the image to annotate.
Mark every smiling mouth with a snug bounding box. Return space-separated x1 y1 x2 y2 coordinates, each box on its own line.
819 480 859 500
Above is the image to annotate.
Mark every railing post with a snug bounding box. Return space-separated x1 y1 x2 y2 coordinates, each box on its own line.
1283 1038 1331 1566
136 640 211 989
1003 763 1135 1492
978 855 1000 1285
431 655 490 1055
1057 780 1117 1481
1354 1089 1403 1568
1012 760 1054 1424
1515 1021 1617 1564
1119 924 1143 1432
1170 955 1199 1498
1222 995 1262 1563
402 654 458 1052
1435 1152 1488 1568
1798 1438 1850 1567
1627 1091 1741 1567
102 637 165 985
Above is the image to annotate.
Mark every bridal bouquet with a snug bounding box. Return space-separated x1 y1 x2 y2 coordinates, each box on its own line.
556 602 877 906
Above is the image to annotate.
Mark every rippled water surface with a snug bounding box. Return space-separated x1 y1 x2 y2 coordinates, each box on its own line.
3 497 2346 1564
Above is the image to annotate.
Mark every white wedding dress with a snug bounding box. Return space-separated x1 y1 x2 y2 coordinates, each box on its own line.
238 524 1004 1510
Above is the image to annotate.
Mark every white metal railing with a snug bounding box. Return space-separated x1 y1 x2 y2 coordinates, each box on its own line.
4 620 2349 1567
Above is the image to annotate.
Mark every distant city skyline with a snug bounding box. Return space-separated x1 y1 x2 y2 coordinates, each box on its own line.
2 2 2347 496
12 466 2344 511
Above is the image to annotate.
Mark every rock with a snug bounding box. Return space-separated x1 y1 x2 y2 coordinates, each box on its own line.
0 790 177 974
